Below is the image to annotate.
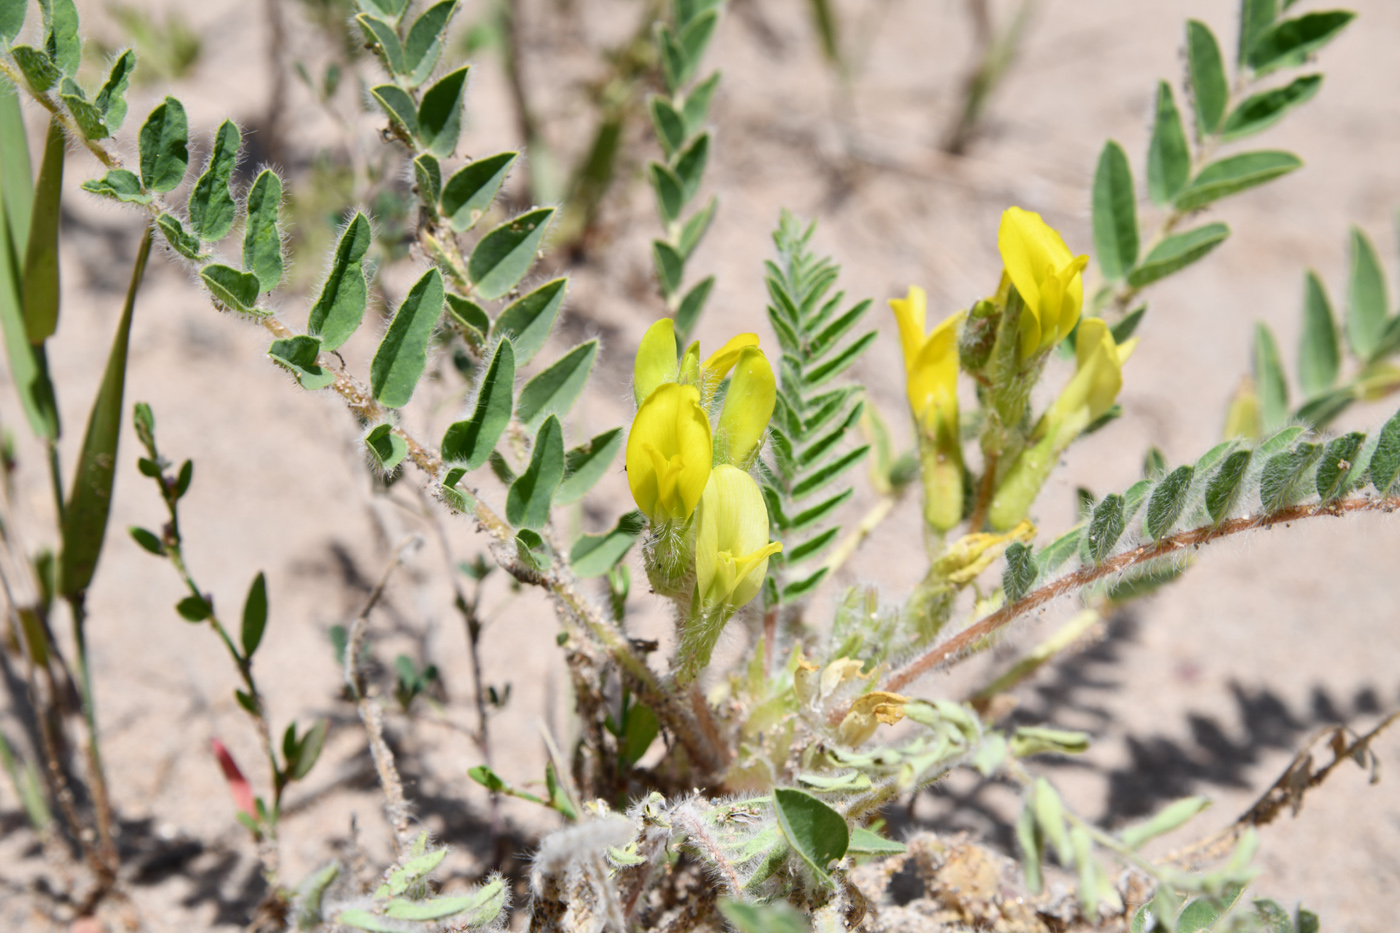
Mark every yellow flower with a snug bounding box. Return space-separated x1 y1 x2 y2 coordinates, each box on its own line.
1048 318 1138 425
634 319 679 406
694 465 783 613
889 286 964 532
889 286 960 434
998 207 1089 361
702 333 759 383
715 347 776 468
626 383 713 524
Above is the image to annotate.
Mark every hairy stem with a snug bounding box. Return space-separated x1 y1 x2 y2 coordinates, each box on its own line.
879 494 1400 697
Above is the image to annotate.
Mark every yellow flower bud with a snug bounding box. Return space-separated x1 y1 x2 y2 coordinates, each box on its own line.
889 286 964 531
988 319 1137 530
1048 318 1138 426
634 318 678 406
694 465 782 613
716 347 776 468
626 383 713 524
998 207 1089 361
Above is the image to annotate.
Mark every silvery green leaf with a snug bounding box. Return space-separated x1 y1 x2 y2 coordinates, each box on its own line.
441 339 514 470
402 0 457 86
1253 322 1289 431
307 212 371 350
506 415 565 529
1091 140 1138 280
1221 74 1321 142
442 151 516 232
1187 19 1227 135
493 277 567 364
1206 448 1252 522
417 65 469 157
1126 223 1229 288
1315 431 1364 500
1174 151 1302 212
242 169 283 291
188 120 240 241
469 207 553 299
1346 226 1388 361
371 267 445 408
1147 81 1189 206
569 511 644 577
1080 493 1126 564
201 264 261 313
1297 270 1339 398
1258 441 1322 512
1247 11 1354 73
82 169 150 203
555 427 622 505
365 423 407 471
1145 465 1193 540
515 340 598 432
137 96 189 193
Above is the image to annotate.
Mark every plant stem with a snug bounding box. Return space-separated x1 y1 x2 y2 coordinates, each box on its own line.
876 494 1400 698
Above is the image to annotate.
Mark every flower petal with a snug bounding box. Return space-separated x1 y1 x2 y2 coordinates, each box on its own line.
634 318 678 405
889 286 928 374
702 333 759 381
717 348 776 468
626 383 713 523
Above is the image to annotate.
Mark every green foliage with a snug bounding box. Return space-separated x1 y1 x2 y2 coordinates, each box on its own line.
370 267 444 408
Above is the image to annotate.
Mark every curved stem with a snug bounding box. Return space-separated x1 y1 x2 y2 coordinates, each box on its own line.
878 494 1400 697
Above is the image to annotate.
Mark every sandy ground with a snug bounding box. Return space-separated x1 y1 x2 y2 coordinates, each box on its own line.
3 0 1400 929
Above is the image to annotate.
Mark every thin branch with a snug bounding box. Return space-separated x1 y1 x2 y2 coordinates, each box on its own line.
344 535 423 856
878 494 1400 698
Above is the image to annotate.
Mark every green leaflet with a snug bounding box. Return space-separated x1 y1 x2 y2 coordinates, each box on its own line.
679 196 717 259
569 511 645 577
1174 151 1302 212
648 95 686 157
1126 223 1228 288
1186 19 1228 136
267 335 336 390
371 83 418 137
441 338 514 470
383 880 506 924
60 231 150 597
555 428 623 506
81 169 149 203
365 423 408 472
1315 431 1364 501
1080 493 1126 565
241 572 268 658
156 213 204 261
1247 11 1354 73
242 169 284 291
356 14 404 75
403 0 457 87
648 161 685 224
1253 322 1288 431
1221 74 1321 142
515 340 598 432
673 131 709 202
1145 465 1193 540
418 65 469 157
1147 82 1189 206
676 276 713 338
772 787 847 886
371 267 445 408
413 153 442 207
1346 226 1388 361
468 207 554 300
444 293 488 343
653 240 684 295
137 96 189 193
93 49 135 134
1259 441 1322 512
1297 270 1339 398
21 118 63 343
505 415 565 529
307 212 371 350
1002 541 1037 602
1370 408 1400 495
201 264 261 313
1091 140 1137 280
1119 796 1210 851
1239 0 1278 65
41 0 80 76
12 46 60 92
441 151 516 232
0 0 25 43
493 277 567 364
188 120 240 242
